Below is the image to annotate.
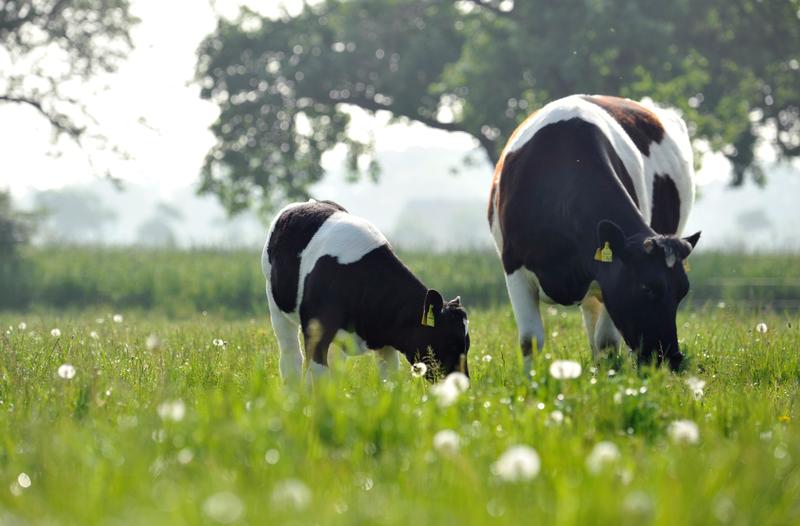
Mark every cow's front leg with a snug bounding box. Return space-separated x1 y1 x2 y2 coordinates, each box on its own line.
504 268 545 374
580 296 621 360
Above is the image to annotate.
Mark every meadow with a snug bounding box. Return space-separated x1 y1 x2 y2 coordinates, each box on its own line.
0 249 799 524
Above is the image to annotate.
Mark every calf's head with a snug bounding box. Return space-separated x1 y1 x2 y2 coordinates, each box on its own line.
595 220 700 370
417 290 470 377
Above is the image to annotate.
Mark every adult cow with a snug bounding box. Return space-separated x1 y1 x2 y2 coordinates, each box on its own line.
488 94 701 371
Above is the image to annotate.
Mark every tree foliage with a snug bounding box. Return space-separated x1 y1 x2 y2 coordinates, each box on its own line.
197 0 800 213
0 0 137 149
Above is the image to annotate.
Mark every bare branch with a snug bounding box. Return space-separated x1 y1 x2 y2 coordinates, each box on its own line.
0 94 84 137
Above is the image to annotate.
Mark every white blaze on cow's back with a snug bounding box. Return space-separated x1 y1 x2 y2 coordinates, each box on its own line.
296 211 389 309
502 95 650 222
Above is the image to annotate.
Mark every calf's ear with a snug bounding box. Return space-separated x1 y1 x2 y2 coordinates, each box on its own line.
422 290 444 327
596 220 627 262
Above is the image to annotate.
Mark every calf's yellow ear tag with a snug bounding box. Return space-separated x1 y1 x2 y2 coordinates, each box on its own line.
422 305 436 327
594 242 614 263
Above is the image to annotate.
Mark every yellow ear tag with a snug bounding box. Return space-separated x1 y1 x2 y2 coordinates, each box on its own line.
683 259 690 272
422 305 436 327
594 242 613 263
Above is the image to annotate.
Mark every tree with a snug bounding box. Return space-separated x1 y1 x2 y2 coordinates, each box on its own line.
0 190 37 308
34 188 117 243
197 0 800 214
0 0 138 157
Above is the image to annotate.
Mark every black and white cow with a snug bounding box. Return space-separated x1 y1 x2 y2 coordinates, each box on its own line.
261 199 470 380
488 95 701 371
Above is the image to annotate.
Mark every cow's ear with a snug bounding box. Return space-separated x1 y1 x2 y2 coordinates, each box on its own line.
422 289 444 327
449 296 462 307
596 220 627 263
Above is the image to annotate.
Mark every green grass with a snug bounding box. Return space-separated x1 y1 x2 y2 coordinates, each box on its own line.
1 306 798 525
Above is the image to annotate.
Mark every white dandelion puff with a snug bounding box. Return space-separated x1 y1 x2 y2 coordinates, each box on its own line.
89 331 99 340
549 360 582 379
430 380 460 408
685 376 706 400
17 473 31 489
212 338 226 347
756 322 768 334
482 354 493 363
57 364 76 380
586 441 621 474
177 448 194 465
265 449 280 465
445 371 470 393
157 400 186 422
17 322 26 331
270 479 311 511
668 419 700 444
112 314 123 323
491 445 541 482
433 430 461 455
50 328 61 338
146 334 161 351
202 491 245 523
549 410 564 425
411 362 427 378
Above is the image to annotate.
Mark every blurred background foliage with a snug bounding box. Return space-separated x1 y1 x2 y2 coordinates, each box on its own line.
196 0 800 214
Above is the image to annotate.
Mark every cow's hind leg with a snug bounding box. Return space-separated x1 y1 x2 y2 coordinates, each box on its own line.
301 318 337 382
505 268 545 374
266 284 303 381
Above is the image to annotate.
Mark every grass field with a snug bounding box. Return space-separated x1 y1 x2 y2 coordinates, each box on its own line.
1 303 798 524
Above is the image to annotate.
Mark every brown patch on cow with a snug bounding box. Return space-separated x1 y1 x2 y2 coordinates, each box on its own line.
650 174 681 234
489 110 540 225
583 95 664 156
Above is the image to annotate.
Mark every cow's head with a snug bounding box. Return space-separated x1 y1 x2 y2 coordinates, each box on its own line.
595 220 700 370
418 290 470 378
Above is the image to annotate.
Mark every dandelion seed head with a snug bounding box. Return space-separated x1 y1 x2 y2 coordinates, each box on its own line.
17 473 31 489
265 449 280 465
177 448 194 465
668 419 700 444
202 491 245 523
686 376 706 400
112 314 123 323
432 429 460 455
50 328 61 338
445 371 470 393
482 354 493 363
89 331 99 340
430 381 460 408
411 362 427 378
57 364 76 380
270 479 311 511
756 322 768 334
146 334 161 351
18 322 26 331
586 441 621 474
212 338 226 347
157 400 186 422
491 445 541 482
549 410 564 425
549 360 582 379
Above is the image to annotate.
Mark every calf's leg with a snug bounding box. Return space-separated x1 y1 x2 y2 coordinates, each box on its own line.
266 284 303 381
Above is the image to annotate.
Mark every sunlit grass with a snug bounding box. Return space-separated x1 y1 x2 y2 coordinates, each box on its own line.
0 306 798 524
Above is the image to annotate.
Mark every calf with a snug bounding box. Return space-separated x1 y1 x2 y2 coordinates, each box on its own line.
488 95 701 371
261 199 470 380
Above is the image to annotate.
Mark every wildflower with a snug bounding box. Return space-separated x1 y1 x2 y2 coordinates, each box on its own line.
668 419 700 444
586 441 621 474
686 376 706 400
212 338 226 347
57 364 76 380
411 362 427 378
778 415 790 423
549 360 582 379
177 448 194 465
430 381 460 408
202 491 245 523
445 371 470 393
270 479 311 511
265 449 280 465
482 354 493 363
756 322 768 334
146 334 161 351
433 429 461 455
18 322 26 331
50 328 61 338
17 473 31 489
549 410 564 425
89 331 99 340
112 314 123 323
157 400 186 422
491 445 541 482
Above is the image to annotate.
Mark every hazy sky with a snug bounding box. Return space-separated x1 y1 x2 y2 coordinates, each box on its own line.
0 0 474 200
